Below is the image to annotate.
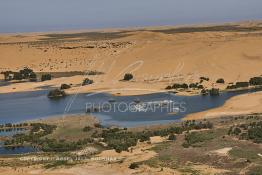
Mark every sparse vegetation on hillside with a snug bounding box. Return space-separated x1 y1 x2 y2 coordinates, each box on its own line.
100 120 213 153
228 121 262 143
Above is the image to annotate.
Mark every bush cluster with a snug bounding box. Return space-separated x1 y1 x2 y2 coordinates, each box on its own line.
166 82 204 90
4 123 57 147
101 120 213 152
183 130 215 147
2 67 36 81
4 122 94 152
226 76 262 89
228 121 262 143
249 77 262 86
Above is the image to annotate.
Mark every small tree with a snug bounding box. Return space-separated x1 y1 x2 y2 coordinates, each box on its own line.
60 84 71 89
19 67 33 79
123 73 133 81
41 74 52 81
82 78 94 86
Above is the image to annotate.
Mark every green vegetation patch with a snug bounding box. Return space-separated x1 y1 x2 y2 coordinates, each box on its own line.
229 147 262 163
183 130 216 147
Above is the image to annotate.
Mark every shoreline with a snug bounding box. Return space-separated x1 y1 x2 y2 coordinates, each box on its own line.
0 87 261 129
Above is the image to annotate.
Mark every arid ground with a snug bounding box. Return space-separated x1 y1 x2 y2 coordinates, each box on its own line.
0 21 262 174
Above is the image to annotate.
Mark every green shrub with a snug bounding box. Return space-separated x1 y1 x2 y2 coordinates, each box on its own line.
197 85 204 89
82 78 94 86
184 131 215 147
200 77 209 81
123 73 133 81
47 89 66 99
235 82 249 88
13 72 23 80
227 82 249 89
249 77 262 86
19 67 34 79
189 83 198 88
172 83 188 89
60 84 71 89
228 122 262 143
1 68 36 81
216 78 225 84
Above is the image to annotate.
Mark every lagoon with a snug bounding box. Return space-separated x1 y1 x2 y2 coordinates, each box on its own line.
0 88 261 127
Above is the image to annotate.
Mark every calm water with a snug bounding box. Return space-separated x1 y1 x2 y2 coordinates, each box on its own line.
0 142 36 155
1 0 262 33
0 89 261 127
0 88 261 154
0 129 36 155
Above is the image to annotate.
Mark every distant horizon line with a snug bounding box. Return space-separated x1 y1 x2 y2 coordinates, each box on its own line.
1 19 261 35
